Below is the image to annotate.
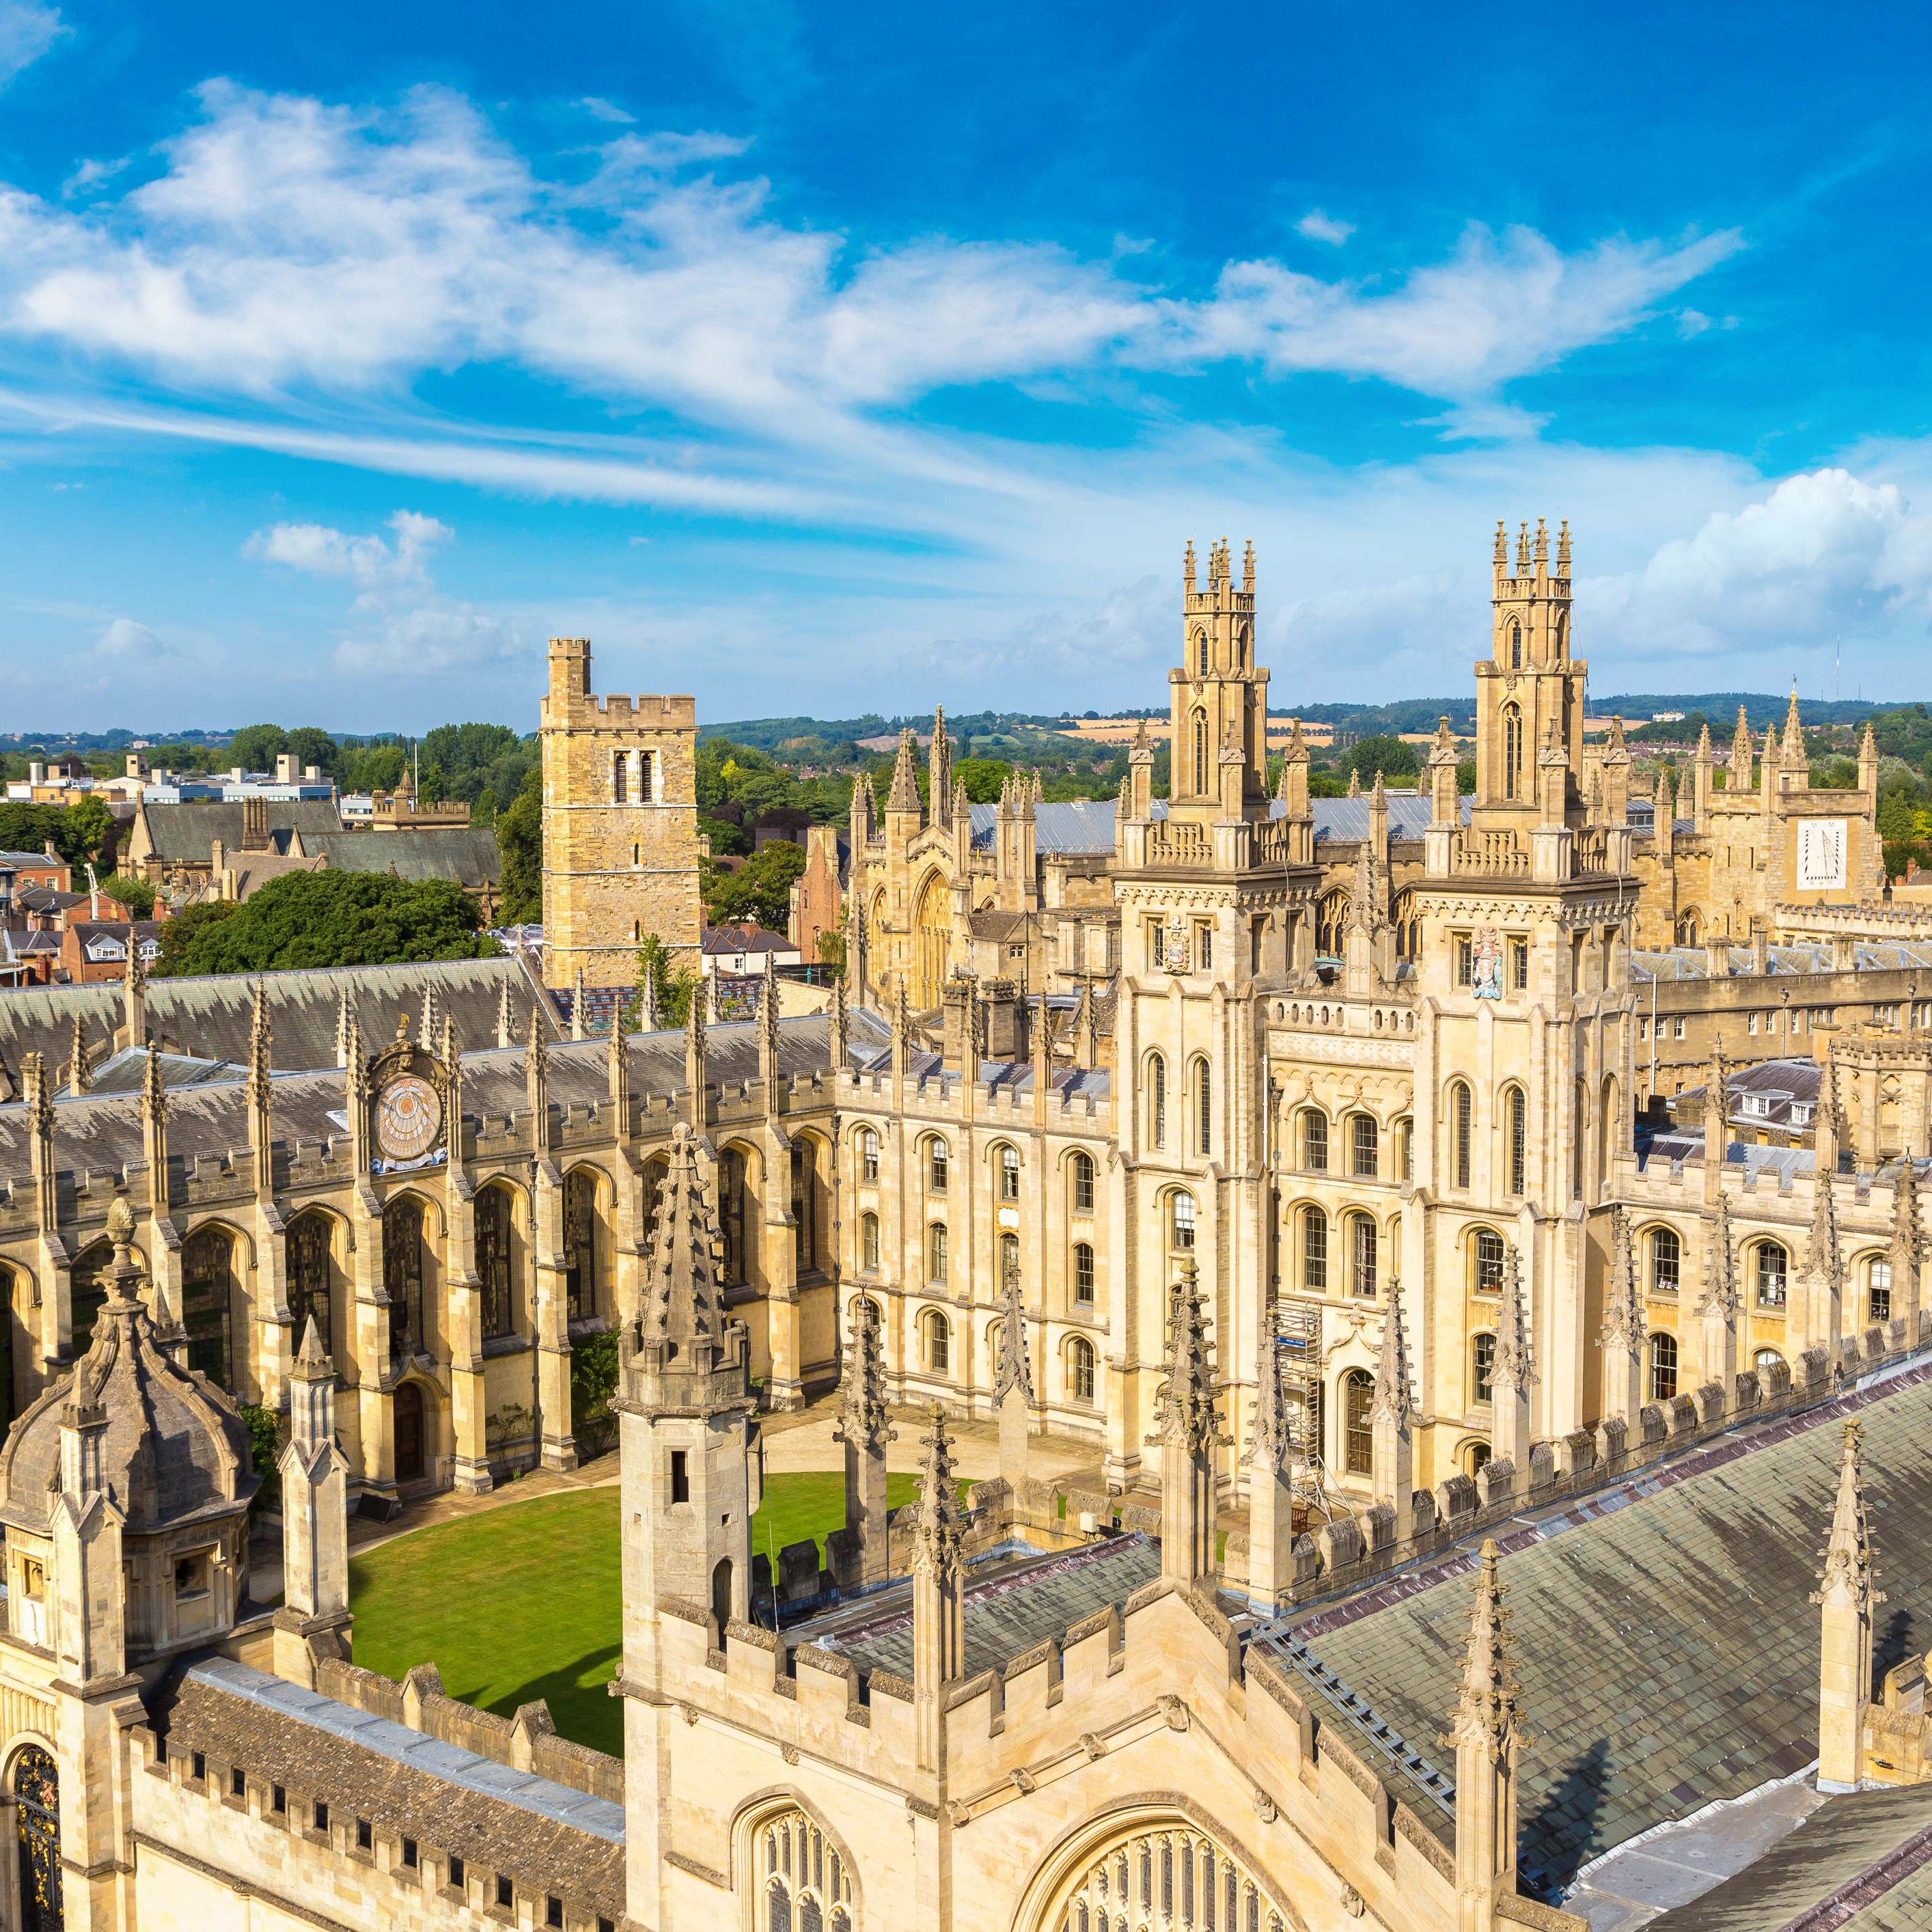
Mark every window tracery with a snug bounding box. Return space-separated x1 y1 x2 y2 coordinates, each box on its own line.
1052 1823 1284 1932
760 1808 853 1932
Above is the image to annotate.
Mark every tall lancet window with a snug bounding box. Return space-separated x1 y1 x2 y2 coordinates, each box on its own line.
1509 619 1522 669
1192 710 1209 796
1503 705 1523 799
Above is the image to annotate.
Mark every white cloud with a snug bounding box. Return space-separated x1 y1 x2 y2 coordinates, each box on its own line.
1584 467 1932 658
334 601 523 676
62 155 129 200
94 616 160 657
579 96 635 125
1295 208 1354 247
246 507 450 586
1676 308 1711 338
0 1 64 89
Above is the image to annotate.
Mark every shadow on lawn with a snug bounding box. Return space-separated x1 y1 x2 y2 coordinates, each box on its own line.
454 1641 626 1758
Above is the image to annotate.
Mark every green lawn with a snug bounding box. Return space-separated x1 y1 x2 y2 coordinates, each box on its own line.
348 1471 924 1756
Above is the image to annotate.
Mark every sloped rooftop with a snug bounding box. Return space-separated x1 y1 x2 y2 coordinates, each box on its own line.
1301 1362 1932 1899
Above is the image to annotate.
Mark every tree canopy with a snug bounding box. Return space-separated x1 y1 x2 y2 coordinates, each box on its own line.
495 765 542 925
152 872 497 976
703 840 807 931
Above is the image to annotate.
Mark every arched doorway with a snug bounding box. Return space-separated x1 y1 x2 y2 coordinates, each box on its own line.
911 872 950 1010
14 1745 59 1932
394 1381 427 1486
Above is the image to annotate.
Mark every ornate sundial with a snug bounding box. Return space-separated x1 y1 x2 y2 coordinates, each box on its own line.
375 1073 443 1164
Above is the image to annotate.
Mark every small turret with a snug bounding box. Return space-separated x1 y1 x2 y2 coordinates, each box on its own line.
1446 1541 1526 1930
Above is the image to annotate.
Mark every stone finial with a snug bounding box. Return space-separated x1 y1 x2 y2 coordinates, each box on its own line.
1493 1243 1536 1392
928 706 952 829
1730 704 1754 782
828 965 848 1067
335 986 355 1067
991 1242 1034 1405
1782 687 1805 764
419 984 441 1051
1448 1540 1525 1750
1516 521 1531 573
1347 768 1360 799
569 969 585 1042
1493 519 1508 568
1696 1190 1739 1323
68 1011 88 1094
293 1313 331 1381
1813 1420 1881 1616
1891 1156 1924 1275
1369 1280 1416 1429
1696 720 1713 761
1250 1328 1294 1475
832 1299 892 1455
849 767 877 840
1533 516 1548 567
887 728 922 816
1602 1206 1642 1351
760 947 781 1059
1860 720 1879 767
640 1123 727 1349
1183 537 1196 594
247 978 273 1099
141 1040 166 1126
1151 1258 1222 1454
495 974 516 1048
1556 518 1571 575
911 1403 967 1580
1806 1163 1844 1298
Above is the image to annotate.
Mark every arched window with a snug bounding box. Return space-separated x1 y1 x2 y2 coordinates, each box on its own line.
1398 1116 1413 1182
756 1809 853 1932
859 1212 880 1274
1754 1346 1784 1374
1342 1369 1374 1475
14 1744 61 1932
475 1184 516 1340
791 1142 822 1273
1472 1226 1506 1295
1196 629 1209 676
857 1128 880 1183
1508 619 1522 670
1193 1058 1213 1156
1069 1336 1096 1405
637 751 657 802
1472 1332 1497 1405
1449 1081 1473 1189
180 1224 237 1386
288 1211 333 1357
611 751 628 804
1755 1241 1789 1310
1505 1088 1527 1196
1503 704 1523 798
1073 1241 1095 1304
998 1144 1021 1202
1650 1331 1679 1403
1301 1109 1329 1172
1350 1113 1378 1178
1870 1256 1894 1324
1192 709 1209 795
1070 1150 1095 1215
927 1222 949 1284
383 1196 426 1362
1349 1214 1377 1298
1170 1191 1196 1252
70 1241 115 1360
924 1309 951 1377
565 1170 605 1322
718 1148 749 1284
1676 910 1702 948
1054 1824 1287 1932
1649 1226 1681 1296
1467 1440 1493 1477
1315 889 1348 957
926 1135 949 1193
999 1231 1020 1291
1392 890 1420 961
1302 1205 1328 1293
1148 1053 1168 1149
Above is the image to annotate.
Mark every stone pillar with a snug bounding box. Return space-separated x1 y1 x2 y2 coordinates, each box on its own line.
1599 1208 1644 1430
1491 1245 1534 1490
1450 1541 1522 1932
1369 1282 1416 1548
911 1405 965 1775
1813 1420 1879 1790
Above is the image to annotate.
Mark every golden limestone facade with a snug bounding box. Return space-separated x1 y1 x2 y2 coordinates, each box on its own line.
539 636 702 991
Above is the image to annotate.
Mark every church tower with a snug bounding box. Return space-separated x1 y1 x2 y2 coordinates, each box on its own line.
1473 520 1586 830
540 636 702 992
1168 538 1270 823
616 1123 757 1925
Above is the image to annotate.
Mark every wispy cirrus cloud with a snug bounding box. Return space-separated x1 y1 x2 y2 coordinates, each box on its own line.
1295 208 1355 246
0 0 64 89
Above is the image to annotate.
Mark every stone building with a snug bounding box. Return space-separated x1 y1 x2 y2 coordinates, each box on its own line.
538 637 702 992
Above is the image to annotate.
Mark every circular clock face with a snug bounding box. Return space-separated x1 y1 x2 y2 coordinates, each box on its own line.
376 1075 443 1163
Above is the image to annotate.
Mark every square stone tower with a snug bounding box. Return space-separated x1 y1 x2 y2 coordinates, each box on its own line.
539 637 701 991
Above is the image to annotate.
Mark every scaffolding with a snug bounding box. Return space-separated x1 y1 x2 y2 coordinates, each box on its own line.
1271 1297 1329 1512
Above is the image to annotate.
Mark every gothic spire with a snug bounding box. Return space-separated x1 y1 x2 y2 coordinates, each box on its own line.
1782 687 1805 765
1602 1206 1643 1351
639 1123 727 1347
247 978 273 1108
1696 1189 1740 1323
1250 1327 1293 1474
991 1241 1034 1405
1493 1243 1536 1391
68 1010 87 1094
849 767 877 841
832 1299 892 1457
928 706 952 829
1892 1156 1924 1275
1448 1539 1524 1750
911 1402 967 1578
1806 1163 1843 1295
1730 704 1753 783
1812 1420 1882 1618
1369 1280 1416 1429
495 974 515 1048
419 984 440 1051
1153 1258 1222 1453
335 986 355 1067
887 727 922 816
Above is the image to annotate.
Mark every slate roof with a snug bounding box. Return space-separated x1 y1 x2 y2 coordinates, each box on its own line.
966 799 1120 856
0 954 557 1100
1632 942 1932 983
1300 1364 1932 1899
1643 1782 1932 1931
309 827 502 888
133 800 342 864
158 1657 624 1922
812 1533 1162 1680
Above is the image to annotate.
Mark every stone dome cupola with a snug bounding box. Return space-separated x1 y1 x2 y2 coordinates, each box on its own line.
0 1197 260 1662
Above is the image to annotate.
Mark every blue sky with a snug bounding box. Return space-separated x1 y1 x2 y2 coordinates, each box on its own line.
2 1 1931 732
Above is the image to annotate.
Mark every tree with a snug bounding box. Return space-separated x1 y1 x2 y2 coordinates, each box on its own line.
1344 734 1421 784
1457 757 1478 795
630 933 700 1028
151 872 495 976
569 1329 621 1459
952 757 1010 803
154 900 241 974
98 874 156 917
496 766 542 924
284 727 341 778
65 793 114 860
703 840 806 930
0 802 96 868
227 723 290 774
